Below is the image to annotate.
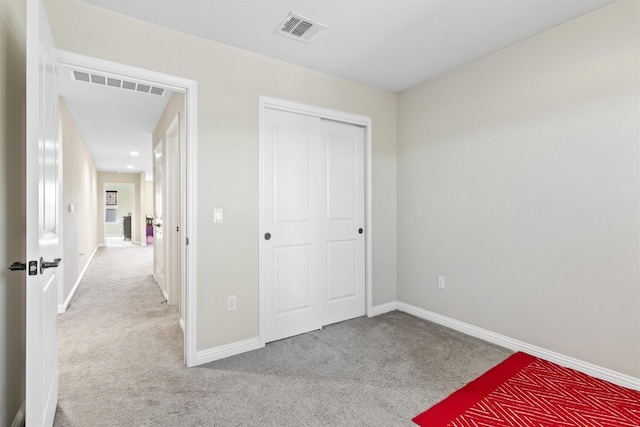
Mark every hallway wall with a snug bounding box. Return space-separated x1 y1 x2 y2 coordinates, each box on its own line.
59 98 98 309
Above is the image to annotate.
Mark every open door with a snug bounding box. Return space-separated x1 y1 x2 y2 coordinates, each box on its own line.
25 0 60 425
153 141 166 297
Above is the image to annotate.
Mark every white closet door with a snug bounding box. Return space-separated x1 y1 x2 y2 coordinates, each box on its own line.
263 109 323 342
262 109 365 343
321 119 365 326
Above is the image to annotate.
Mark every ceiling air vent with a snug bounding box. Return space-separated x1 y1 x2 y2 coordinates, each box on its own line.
70 69 166 97
276 13 327 43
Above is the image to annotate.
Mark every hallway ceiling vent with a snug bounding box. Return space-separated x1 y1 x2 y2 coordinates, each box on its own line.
276 13 327 43
71 70 166 97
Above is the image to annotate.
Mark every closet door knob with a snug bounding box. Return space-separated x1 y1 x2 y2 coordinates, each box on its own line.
265 233 271 240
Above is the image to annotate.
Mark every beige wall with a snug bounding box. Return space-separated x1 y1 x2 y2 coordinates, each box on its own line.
138 171 146 246
45 0 398 351
97 172 143 244
153 92 184 152
0 0 26 423
59 98 98 305
397 0 639 377
144 180 153 219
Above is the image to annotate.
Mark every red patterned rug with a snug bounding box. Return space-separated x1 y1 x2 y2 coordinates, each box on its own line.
413 352 640 426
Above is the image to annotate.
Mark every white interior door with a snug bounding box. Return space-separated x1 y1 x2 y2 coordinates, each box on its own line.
321 119 366 326
26 0 60 425
165 116 180 308
262 108 365 343
262 110 323 342
153 141 166 298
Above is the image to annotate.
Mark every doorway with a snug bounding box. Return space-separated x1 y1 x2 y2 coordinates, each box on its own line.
259 97 373 345
103 183 135 247
55 49 198 366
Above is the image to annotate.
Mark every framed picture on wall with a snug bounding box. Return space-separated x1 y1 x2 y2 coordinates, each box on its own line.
106 190 118 206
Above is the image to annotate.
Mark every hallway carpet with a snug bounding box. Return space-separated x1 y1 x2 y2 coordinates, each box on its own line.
54 245 512 426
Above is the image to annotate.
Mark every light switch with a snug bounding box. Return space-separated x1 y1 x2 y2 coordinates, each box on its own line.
214 208 223 223
67 203 74 213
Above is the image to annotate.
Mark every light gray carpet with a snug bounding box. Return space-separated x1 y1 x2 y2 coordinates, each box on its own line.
54 245 512 426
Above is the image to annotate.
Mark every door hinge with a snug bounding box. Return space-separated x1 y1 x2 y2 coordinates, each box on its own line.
186 237 189 245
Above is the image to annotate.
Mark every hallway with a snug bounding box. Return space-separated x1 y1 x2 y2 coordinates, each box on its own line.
55 245 183 426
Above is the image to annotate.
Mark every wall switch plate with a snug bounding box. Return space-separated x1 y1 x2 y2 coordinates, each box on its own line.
227 295 236 311
437 276 446 290
214 208 223 223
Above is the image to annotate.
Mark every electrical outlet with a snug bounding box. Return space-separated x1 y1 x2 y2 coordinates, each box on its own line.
437 276 446 290
227 296 236 311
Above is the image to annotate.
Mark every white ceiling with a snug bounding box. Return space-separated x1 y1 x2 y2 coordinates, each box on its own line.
80 0 615 93
62 0 615 178
58 66 171 180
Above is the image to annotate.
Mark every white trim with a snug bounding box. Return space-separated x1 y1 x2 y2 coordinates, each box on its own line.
396 302 640 391
58 245 99 314
195 337 263 365
184 79 198 367
179 317 185 333
258 96 373 347
10 401 25 427
53 49 199 368
368 301 398 317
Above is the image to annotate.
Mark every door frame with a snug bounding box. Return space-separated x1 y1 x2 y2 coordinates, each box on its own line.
258 96 373 347
54 49 199 367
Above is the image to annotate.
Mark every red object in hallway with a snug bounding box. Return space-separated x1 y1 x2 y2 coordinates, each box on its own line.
413 352 640 426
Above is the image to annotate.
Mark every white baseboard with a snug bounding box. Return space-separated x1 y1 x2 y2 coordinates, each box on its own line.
11 401 24 427
195 337 263 366
58 245 99 314
396 301 640 391
369 301 398 317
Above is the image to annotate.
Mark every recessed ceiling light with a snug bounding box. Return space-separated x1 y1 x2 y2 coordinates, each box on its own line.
126 165 134 169
130 151 139 156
